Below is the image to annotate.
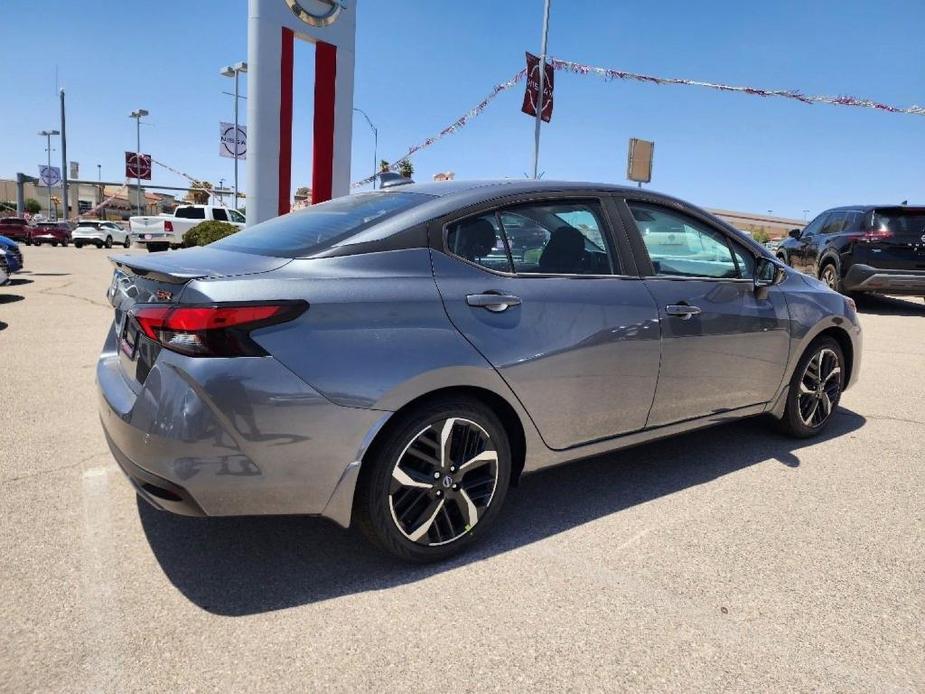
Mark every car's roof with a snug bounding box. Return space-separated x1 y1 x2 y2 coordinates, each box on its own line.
395 178 650 198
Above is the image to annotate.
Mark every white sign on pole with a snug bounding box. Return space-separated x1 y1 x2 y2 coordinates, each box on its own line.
219 122 247 160
39 165 62 187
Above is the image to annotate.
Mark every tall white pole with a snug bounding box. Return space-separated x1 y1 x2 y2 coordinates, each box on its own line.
46 132 53 218
233 69 240 209
532 0 551 179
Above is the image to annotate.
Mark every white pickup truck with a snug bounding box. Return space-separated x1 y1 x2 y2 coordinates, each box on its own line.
130 205 245 252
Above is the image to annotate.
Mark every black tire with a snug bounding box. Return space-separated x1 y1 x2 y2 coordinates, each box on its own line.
51 242 58 247
146 242 168 253
95 241 103 249
74 242 83 249
354 396 512 562
819 262 843 293
778 336 845 438
776 252 789 266
104 236 113 249
123 237 131 248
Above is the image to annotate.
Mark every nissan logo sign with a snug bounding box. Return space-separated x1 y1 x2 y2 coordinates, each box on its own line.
284 0 344 26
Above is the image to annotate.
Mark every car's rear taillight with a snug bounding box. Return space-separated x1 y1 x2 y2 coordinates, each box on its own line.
132 301 307 357
164 221 174 232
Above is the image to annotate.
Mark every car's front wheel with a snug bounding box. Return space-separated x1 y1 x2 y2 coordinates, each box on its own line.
123 236 131 248
819 262 842 293
74 241 83 249
778 337 844 438
355 396 511 562
104 236 113 249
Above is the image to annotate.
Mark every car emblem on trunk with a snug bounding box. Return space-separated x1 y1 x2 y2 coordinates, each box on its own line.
920 233 925 243
154 289 173 302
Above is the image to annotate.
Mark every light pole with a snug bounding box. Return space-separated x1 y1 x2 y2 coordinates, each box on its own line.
532 0 552 179
220 62 247 209
129 109 149 216
97 164 103 218
353 107 378 189
802 209 810 221
38 129 60 219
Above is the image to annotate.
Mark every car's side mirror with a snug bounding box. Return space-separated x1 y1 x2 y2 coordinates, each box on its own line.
788 228 802 239
754 257 785 299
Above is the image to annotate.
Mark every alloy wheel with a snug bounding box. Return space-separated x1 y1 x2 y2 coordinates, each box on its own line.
798 348 841 427
388 417 499 546
821 265 838 290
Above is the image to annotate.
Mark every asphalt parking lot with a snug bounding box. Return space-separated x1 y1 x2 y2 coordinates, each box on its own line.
1 245 923 692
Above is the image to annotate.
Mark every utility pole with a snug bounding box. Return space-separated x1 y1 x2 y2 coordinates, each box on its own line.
129 109 148 216
353 108 378 189
532 0 552 179
60 89 69 221
221 62 248 209
38 129 60 219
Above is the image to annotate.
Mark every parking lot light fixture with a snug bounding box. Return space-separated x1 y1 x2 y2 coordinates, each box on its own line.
38 129 61 219
220 62 248 209
129 109 148 216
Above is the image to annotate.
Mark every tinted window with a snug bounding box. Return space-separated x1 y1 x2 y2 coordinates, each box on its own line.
211 192 433 257
843 211 862 232
821 211 847 235
175 207 206 219
228 210 245 224
801 213 828 237
212 208 228 222
629 202 739 279
1 218 25 226
446 214 512 272
871 208 925 240
500 200 615 275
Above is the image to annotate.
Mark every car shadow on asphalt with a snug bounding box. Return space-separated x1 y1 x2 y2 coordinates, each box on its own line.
855 294 925 317
138 409 866 616
0 294 24 304
0 321 6 331
6 278 33 286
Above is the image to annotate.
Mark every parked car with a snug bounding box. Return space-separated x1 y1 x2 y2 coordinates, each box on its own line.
0 217 35 245
0 235 23 273
31 221 72 247
98 180 861 562
130 205 245 252
776 205 925 298
0 249 9 286
72 220 131 249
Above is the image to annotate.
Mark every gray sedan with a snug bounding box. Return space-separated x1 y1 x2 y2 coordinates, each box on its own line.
98 180 862 562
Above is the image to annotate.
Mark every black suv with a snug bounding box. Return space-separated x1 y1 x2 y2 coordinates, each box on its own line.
777 206 925 298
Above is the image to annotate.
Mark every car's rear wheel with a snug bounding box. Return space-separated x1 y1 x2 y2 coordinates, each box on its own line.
778 337 844 438
74 241 83 249
123 237 131 248
355 396 511 562
104 236 113 248
819 262 842 293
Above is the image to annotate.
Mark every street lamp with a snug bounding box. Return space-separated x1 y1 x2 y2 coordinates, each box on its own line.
353 107 378 189
129 109 149 216
38 129 60 219
220 61 247 209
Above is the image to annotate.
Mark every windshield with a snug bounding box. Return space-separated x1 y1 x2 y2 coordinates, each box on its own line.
211 192 434 257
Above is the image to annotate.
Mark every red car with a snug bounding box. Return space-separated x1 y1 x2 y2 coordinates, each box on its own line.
0 217 35 245
31 221 72 247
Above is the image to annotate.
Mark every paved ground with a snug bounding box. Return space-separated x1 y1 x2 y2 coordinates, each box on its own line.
1 245 923 693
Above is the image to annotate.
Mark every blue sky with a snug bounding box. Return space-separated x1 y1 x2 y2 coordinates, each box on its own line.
1 0 923 219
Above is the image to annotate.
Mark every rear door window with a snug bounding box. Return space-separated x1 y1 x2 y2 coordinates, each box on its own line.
212 208 229 222
820 211 847 235
446 214 512 272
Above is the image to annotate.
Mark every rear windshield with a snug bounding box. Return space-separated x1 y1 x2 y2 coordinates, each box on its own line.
175 207 206 219
0 218 25 226
78 222 102 229
211 192 434 257
872 208 925 239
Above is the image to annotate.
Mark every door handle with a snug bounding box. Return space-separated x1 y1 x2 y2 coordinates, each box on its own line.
466 293 522 312
665 304 702 319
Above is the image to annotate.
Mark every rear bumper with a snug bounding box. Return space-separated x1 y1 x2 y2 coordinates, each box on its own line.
97 326 389 521
844 264 925 295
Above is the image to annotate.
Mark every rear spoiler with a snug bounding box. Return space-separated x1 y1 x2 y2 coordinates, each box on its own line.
110 255 207 284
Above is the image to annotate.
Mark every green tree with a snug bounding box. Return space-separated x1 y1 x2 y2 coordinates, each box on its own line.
379 159 390 173
25 198 41 215
185 180 213 205
398 160 414 178
752 228 771 244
